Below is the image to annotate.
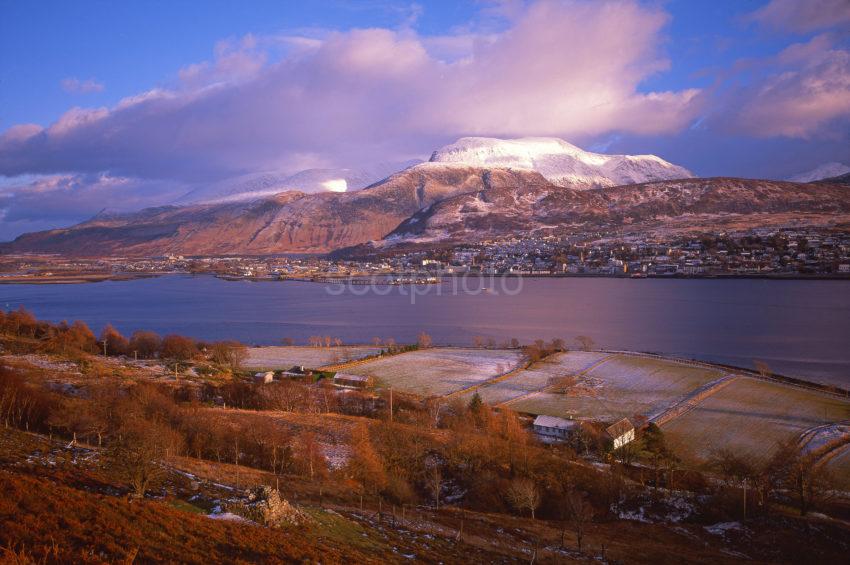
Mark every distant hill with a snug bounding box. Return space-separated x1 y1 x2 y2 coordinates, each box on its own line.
788 162 850 183
816 172 850 185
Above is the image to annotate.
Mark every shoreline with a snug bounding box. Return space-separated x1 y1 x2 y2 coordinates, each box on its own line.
2 270 850 285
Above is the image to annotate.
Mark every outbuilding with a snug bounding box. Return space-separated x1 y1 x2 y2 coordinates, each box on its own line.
333 373 373 389
253 371 275 384
606 418 635 450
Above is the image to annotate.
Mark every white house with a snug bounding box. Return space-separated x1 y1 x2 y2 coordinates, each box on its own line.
532 415 578 440
606 418 635 450
253 371 275 384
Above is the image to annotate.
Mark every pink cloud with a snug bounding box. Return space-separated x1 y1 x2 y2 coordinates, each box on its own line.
0 0 700 181
61 77 105 94
716 34 850 138
749 0 850 33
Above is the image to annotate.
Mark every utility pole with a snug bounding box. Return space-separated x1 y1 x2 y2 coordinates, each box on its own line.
102 338 107 356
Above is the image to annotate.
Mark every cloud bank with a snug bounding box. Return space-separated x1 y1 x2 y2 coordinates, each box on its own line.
0 1 698 183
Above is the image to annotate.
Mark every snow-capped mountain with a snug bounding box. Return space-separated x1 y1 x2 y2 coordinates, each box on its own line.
428 137 693 188
787 162 850 183
175 160 421 204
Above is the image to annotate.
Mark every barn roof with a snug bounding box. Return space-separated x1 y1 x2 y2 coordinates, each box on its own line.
606 418 634 438
533 415 577 430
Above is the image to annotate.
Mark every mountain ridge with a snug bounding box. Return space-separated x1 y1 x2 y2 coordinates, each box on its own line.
5 169 848 257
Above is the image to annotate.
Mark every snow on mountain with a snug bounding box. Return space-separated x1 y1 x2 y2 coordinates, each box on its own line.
176 160 421 204
428 137 692 188
787 162 850 183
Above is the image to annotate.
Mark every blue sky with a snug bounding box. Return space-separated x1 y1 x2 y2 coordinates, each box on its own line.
1 0 849 239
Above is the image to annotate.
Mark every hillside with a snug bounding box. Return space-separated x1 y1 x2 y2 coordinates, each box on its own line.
2 312 850 564
3 171 849 256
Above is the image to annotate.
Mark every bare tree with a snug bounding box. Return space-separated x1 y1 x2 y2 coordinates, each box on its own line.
754 359 772 379
281 337 295 346
473 335 485 348
107 416 180 499
210 341 248 371
417 332 432 349
564 488 594 551
768 440 834 516
574 335 595 352
428 464 443 510
372 337 382 346
505 477 541 519
548 375 578 394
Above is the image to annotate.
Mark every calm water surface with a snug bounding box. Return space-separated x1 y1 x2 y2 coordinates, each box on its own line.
1 275 848 386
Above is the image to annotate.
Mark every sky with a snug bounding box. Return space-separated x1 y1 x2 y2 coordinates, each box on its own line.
1 0 849 240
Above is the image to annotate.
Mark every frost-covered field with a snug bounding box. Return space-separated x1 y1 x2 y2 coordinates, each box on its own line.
662 377 850 464
508 354 722 421
244 346 381 369
461 351 611 405
345 348 524 396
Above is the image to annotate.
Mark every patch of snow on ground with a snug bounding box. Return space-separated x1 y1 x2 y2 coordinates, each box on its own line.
208 512 255 524
704 522 743 536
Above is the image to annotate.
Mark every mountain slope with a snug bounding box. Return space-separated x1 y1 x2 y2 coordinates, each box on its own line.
175 160 423 204
5 166 549 255
429 137 693 188
384 177 850 245
788 162 850 183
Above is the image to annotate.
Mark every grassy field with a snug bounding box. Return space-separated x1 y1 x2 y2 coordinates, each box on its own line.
662 377 850 464
244 346 382 369
507 354 723 422
344 348 524 397
460 351 611 405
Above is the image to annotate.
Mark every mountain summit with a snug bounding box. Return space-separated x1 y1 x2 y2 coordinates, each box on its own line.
428 137 693 188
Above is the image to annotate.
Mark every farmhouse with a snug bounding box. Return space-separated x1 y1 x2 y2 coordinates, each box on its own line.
606 418 635 450
253 371 275 384
532 415 577 440
333 373 373 389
